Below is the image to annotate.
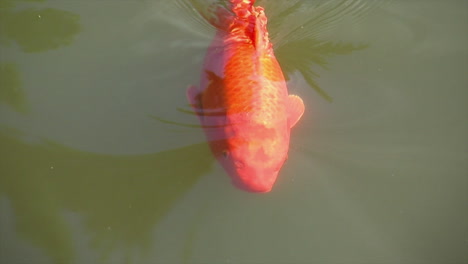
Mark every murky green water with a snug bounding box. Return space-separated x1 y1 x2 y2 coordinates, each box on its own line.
1 0 467 263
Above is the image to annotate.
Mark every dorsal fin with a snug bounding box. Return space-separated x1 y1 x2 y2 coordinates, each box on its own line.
253 6 271 52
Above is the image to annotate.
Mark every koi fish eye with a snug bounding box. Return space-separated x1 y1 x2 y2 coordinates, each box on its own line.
222 150 229 158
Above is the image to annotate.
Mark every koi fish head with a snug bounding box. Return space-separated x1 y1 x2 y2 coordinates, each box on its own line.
214 123 289 193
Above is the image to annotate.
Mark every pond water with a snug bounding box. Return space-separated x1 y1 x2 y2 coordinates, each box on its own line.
0 0 467 263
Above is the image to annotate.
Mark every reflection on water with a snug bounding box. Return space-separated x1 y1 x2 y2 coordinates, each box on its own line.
0 129 214 263
0 63 26 113
0 0 467 263
265 0 386 101
276 39 367 102
0 0 81 116
0 0 80 53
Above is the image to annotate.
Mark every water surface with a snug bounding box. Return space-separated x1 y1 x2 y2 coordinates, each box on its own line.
0 0 467 263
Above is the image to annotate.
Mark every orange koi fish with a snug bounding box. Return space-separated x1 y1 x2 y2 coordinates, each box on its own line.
187 0 304 192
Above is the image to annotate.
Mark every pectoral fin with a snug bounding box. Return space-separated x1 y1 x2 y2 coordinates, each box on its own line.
186 85 203 122
287 94 305 128
187 85 198 106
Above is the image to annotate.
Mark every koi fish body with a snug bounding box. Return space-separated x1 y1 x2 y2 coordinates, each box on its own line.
187 0 304 192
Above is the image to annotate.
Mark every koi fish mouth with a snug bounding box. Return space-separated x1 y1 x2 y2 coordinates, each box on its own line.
228 167 278 193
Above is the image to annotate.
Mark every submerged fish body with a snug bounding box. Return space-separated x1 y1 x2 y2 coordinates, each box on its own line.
187 0 304 192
